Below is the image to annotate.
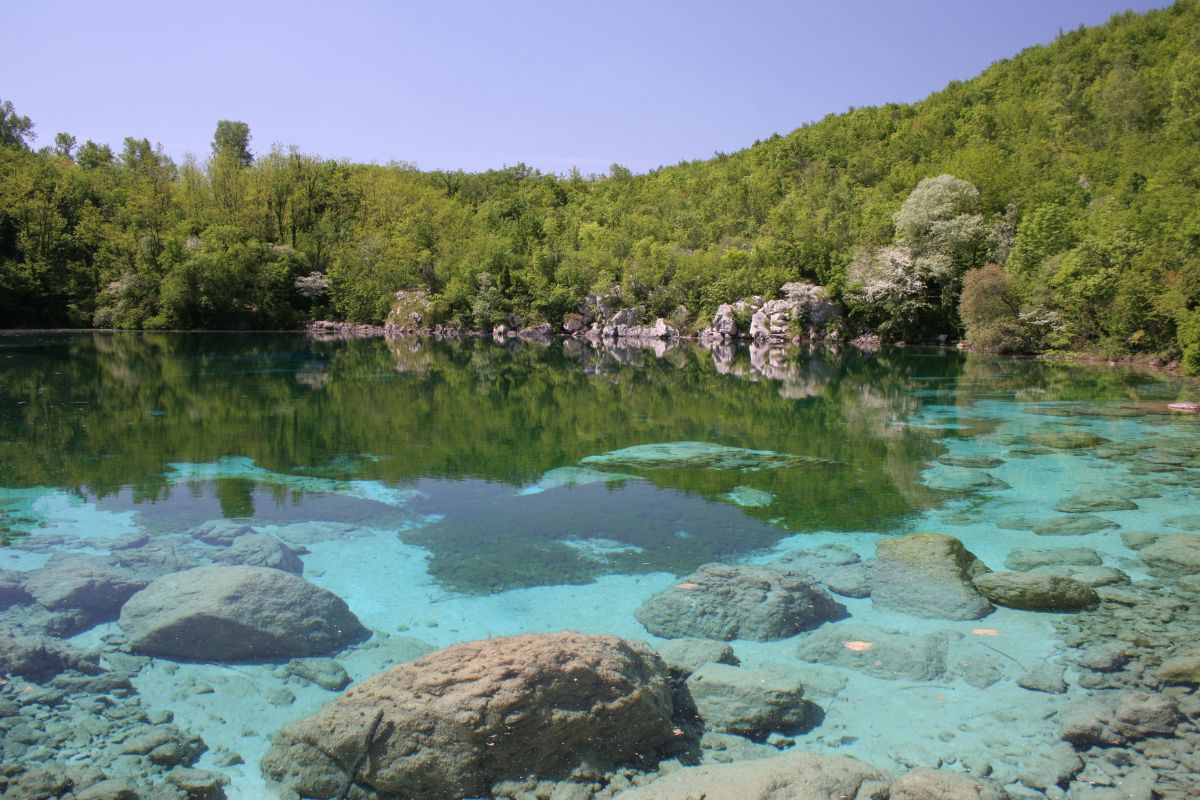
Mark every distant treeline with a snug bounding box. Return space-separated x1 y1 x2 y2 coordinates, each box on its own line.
1 2 1199 368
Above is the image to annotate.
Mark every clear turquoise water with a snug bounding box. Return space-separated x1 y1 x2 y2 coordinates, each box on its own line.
1 332 1197 798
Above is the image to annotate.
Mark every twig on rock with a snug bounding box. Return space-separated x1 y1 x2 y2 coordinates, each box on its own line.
336 710 385 800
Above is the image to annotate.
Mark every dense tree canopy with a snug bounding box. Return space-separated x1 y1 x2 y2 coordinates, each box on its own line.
1 1 1199 367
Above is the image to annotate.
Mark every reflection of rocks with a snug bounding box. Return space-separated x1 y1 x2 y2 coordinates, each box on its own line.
583 441 814 472
870 534 993 620
119 565 368 660
796 623 952 681
636 564 847 641
973 573 1099 612
685 664 814 738
618 751 891 800
262 633 675 800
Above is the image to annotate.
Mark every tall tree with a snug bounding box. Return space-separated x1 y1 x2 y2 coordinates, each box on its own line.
0 99 34 149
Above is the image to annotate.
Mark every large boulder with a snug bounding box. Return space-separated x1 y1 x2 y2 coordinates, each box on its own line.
685 664 812 738
870 534 993 620
617 751 891 800
972 572 1099 612
23 554 147 617
1138 534 1200 577
261 632 675 800
118 565 368 660
635 563 847 641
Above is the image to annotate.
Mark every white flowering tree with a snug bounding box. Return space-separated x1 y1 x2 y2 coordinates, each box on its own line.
845 175 989 339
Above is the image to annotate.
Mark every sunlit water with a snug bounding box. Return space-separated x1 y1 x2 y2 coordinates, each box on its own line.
1 332 1198 798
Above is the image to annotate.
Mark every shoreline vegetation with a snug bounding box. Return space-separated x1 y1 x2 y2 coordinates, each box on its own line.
3 3 1200 371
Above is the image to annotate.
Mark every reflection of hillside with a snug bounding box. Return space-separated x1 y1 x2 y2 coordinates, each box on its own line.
4 335 1166 539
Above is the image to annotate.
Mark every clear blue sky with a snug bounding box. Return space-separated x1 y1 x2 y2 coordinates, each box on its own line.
1 0 1171 174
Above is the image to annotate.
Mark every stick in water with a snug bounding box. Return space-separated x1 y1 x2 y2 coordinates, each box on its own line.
336 710 386 800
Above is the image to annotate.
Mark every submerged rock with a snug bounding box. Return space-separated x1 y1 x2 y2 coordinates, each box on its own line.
870 534 993 620
210 532 305 574
1060 691 1182 746
635 563 847 641
0 625 99 679
973 572 1099 612
190 520 255 546
1030 564 1129 587
118 565 368 660
936 455 1005 469
924 469 1010 493
0 570 31 608
685 664 812 738
1005 546 1102 571
653 638 740 677
892 767 1010 800
1025 431 1111 450
1138 534 1200 577
795 623 952 681
262 632 674 800
284 657 352 691
23 554 146 617
616 751 892 800
580 441 818 471
1152 653 1200 684
1018 662 1068 694
1031 515 1120 536
1053 493 1138 513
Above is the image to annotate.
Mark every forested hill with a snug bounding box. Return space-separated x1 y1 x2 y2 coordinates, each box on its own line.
1 2 1199 367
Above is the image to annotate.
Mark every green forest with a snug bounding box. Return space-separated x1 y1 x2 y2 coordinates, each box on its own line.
2 2 1199 368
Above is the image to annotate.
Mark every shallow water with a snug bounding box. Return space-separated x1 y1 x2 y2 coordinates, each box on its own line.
1 332 1199 798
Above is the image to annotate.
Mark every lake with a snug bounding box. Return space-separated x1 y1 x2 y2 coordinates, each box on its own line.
1 332 1197 799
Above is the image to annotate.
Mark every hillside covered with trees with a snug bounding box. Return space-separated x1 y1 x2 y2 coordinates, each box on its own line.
1 2 1199 367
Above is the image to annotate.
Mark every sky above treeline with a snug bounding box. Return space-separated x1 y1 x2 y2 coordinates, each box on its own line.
2 0 1171 174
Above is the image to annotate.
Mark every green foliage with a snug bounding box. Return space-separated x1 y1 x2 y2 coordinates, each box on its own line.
959 263 1027 352
0 0 1198 364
